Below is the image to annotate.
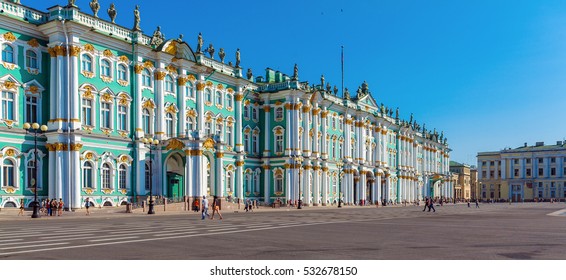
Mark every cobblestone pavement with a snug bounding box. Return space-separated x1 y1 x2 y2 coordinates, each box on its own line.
0 202 564 259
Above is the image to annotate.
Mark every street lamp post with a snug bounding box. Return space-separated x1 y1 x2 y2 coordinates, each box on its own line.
141 137 160 214
23 122 48 218
336 161 343 208
297 156 303 209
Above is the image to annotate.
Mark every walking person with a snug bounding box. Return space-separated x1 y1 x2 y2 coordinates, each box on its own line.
423 197 429 212
475 199 480 208
50 199 57 216
18 199 24 216
201 195 210 220
467 199 471 208
428 198 436 212
46 199 51 216
85 198 91 216
210 195 223 220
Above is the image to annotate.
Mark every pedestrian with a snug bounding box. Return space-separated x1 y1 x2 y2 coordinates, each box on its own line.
467 200 470 208
428 198 436 212
85 198 91 216
58 198 64 216
46 199 51 216
210 195 223 220
245 199 249 212
201 195 210 220
51 199 57 216
423 197 429 212
193 198 200 212
18 199 24 216
475 199 480 208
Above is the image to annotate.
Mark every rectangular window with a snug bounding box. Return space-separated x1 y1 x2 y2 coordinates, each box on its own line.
551 157 556 163
1 91 14 120
101 102 111 129
82 99 92 126
526 158 531 164
118 105 127 131
482 161 486 166
538 158 543 164
275 134 283 154
551 168 556 176
514 169 519 177
539 168 544 176
226 127 232 147
482 171 486 177
26 95 38 123
514 159 519 164
252 134 258 154
526 168 531 177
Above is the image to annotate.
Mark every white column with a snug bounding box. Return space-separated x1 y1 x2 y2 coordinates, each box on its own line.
135 63 144 138
264 103 271 157
312 108 319 158
321 166 328 205
235 90 243 152
196 78 205 137
236 159 244 200
71 147 81 209
48 149 56 199
302 104 310 157
313 164 320 206
154 69 165 139
376 174 382 203
263 164 270 204
321 110 328 160
360 171 367 204
184 150 192 198
215 150 224 197
178 74 187 137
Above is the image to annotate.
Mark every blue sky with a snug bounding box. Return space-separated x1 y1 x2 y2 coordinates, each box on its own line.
25 0 566 166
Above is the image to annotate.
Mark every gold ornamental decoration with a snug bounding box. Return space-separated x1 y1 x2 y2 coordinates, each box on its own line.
71 143 83 151
3 32 16 42
143 60 154 69
83 44 95 53
101 93 113 103
203 138 215 149
27 38 39 48
5 149 15 157
205 81 213 87
103 49 114 57
165 105 177 114
187 74 196 82
166 65 177 74
83 86 94 99
227 88 234 93
48 48 57 57
177 76 189 86
54 45 66 56
154 71 166 81
186 109 197 118
134 64 144 74
235 94 244 101
166 139 184 150
69 46 81 57
3 81 17 90
118 95 129 106
142 99 155 110
196 82 205 91
28 85 39 94
119 55 129 63
216 84 224 90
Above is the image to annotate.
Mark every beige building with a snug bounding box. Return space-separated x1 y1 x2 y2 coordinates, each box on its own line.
449 161 471 200
470 168 478 200
477 141 566 201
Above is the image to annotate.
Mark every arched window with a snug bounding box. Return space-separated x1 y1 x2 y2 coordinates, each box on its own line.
215 91 222 106
117 64 127 81
165 112 174 137
142 69 152 87
253 171 260 193
205 89 212 104
225 93 233 109
252 133 258 154
244 132 250 153
27 160 36 189
204 121 212 136
26 50 38 69
101 59 111 77
275 173 283 193
101 163 111 189
25 95 38 124
2 45 14 63
165 75 174 93
145 162 151 191
142 108 151 134
245 173 251 193
186 83 194 98
2 159 14 188
243 105 249 119
81 54 92 72
275 133 284 154
252 107 258 121
118 164 127 190
83 161 93 189
226 126 232 147
226 171 233 193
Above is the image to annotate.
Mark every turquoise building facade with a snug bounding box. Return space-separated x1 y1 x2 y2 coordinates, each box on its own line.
0 0 452 209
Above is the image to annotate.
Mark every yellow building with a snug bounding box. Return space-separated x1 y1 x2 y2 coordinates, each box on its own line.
449 161 471 201
477 141 566 202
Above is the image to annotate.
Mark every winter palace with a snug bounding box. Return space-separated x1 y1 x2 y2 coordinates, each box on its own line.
0 0 452 209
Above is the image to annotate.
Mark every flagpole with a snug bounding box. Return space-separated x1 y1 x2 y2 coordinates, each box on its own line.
341 46 344 97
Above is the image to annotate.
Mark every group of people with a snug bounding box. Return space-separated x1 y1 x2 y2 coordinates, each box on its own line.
422 197 436 212
200 195 223 220
42 198 64 216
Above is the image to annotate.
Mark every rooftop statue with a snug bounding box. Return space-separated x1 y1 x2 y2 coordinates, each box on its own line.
149 26 164 48
361 80 368 94
409 113 413 124
196 33 203 53
206 43 215 58
326 82 331 92
68 0 77 7
107 3 117 23
247 68 253 80
333 85 338 95
292 64 298 80
177 34 183 43
344 88 350 100
320 75 325 89
133 5 141 32
395 107 399 119
235 48 241 68
89 0 100 18
218 48 225 63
